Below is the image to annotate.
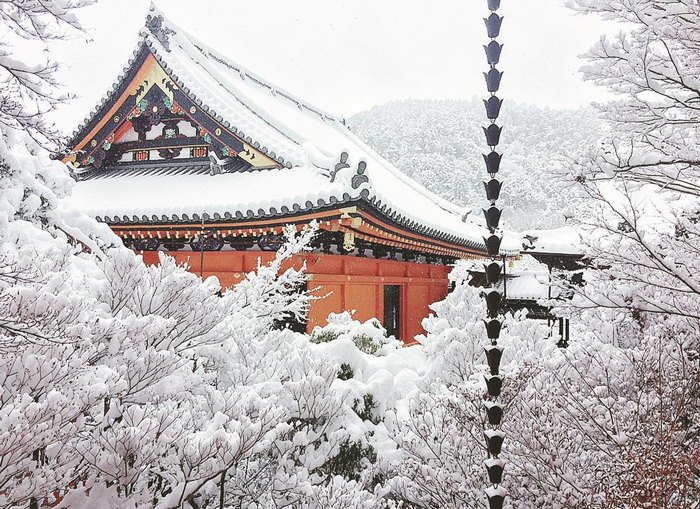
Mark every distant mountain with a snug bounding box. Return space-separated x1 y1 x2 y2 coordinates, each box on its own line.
349 98 601 230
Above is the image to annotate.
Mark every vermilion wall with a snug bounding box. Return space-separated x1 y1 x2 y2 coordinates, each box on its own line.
140 250 450 344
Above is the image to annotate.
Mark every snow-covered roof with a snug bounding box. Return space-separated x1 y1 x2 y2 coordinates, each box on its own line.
503 273 551 301
63 7 503 254
74 161 479 243
521 226 583 256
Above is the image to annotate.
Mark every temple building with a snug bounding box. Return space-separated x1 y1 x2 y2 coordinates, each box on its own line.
61 8 506 343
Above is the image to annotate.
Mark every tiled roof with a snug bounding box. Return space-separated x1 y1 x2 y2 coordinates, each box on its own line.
522 227 583 256
66 6 521 255
78 159 252 180
502 273 553 301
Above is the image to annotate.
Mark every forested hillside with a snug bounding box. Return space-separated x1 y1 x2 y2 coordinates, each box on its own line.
349 98 601 230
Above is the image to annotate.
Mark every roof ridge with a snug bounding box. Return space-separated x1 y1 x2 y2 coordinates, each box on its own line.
144 8 470 224
147 4 347 126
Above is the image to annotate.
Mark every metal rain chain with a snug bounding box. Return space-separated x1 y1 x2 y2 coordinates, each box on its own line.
481 1 507 508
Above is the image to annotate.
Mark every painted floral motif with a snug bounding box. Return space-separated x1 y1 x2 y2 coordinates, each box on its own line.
162 95 173 111
127 99 149 121
101 133 114 151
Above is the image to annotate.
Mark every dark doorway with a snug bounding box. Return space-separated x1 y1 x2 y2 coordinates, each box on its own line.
383 285 401 339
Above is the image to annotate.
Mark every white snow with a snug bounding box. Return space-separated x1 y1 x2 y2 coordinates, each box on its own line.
71 165 346 221
523 226 582 255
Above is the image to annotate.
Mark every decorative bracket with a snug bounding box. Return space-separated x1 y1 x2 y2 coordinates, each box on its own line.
145 10 175 51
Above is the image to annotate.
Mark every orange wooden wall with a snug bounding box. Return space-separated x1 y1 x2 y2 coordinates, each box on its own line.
140 250 450 344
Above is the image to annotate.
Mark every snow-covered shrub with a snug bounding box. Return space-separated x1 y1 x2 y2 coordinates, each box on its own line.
305 311 431 496
305 475 394 509
381 256 699 508
503 305 700 508
310 311 396 355
0 1 388 505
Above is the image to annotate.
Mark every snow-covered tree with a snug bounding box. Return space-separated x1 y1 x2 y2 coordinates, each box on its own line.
553 1 700 505
509 313 700 508
0 0 95 148
0 124 121 509
377 252 698 508
153 226 374 509
380 264 551 509
349 99 601 230
1 125 385 507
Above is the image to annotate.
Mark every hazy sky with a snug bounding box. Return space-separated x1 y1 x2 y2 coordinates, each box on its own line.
52 0 618 133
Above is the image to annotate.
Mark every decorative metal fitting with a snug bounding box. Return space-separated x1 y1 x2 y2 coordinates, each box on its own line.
483 290 502 318
484 402 504 425
484 41 503 66
484 68 504 92
484 375 503 397
483 206 502 231
485 345 504 374
484 262 502 285
485 489 506 509
484 318 502 340
484 95 503 119
484 234 502 258
484 13 504 38
483 124 503 147
483 152 502 174
484 178 503 201
484 429 505 456
485 459 505 484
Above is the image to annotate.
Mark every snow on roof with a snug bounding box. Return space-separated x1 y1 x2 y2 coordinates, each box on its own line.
522 226 582 256
73 162 344 223
66 7 510 253
492 255 554 301
503 273 552 301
